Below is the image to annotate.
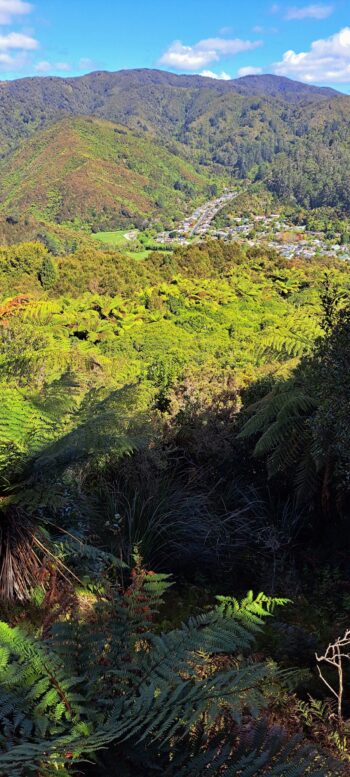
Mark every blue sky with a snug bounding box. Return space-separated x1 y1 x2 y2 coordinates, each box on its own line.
0 0 350 90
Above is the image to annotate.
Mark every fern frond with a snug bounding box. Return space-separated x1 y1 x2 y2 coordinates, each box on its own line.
167 721 338 776
0 588 299 775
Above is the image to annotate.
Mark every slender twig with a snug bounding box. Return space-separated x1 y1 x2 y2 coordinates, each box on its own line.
316 630 350 722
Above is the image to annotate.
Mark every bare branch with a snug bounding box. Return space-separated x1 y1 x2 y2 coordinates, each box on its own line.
316 630 350 722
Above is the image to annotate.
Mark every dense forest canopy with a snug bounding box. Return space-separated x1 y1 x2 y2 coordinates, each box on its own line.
1 235 350 774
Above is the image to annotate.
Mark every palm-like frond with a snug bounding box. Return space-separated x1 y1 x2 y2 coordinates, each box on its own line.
238 378 320 499
0 378 151 599
168 721 336 776
0 587 295 775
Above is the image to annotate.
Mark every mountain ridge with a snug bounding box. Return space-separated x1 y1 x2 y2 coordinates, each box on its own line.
0 68 341 99
0 68 342 157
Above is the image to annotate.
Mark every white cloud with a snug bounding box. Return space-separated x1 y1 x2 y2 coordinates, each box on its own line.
285 4 334 20
35 60 50 72
253 25 278 34
159 37 262 71
34 59 97 76
0 50 30 69
0 52 19 63
35 60 71 73
238 66 263 77
56 62 71 72
274 26 350 83
0 31 38 50
0 1 39 72
0 0 32 25
200 69 231 80
79 57 96 71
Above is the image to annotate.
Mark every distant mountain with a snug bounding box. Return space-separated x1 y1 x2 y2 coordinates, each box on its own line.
103 69 339 101
0 69 342 156
229 73 339 100
0 68 349 225
77 69 340 100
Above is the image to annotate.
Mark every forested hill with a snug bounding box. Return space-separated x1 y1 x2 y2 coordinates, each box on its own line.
0 68 350 221
0 116 218 227
0 69 341 155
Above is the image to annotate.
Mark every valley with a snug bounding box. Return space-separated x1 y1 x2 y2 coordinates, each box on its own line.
98 186 350 266
157 189 239 243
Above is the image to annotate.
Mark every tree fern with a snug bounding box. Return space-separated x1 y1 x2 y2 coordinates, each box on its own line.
0 582 338 775
261 323 322 359
167 721 337 776
0 384 56 474
0 583 304 776
0 379 151 599
238 377 320 498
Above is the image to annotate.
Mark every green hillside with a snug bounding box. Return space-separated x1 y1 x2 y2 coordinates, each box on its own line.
0 69 339 155
0 115 224 229
0 70 349 221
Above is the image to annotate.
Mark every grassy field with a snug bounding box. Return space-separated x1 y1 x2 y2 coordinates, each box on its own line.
92 230 130 247
92 229 170 260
